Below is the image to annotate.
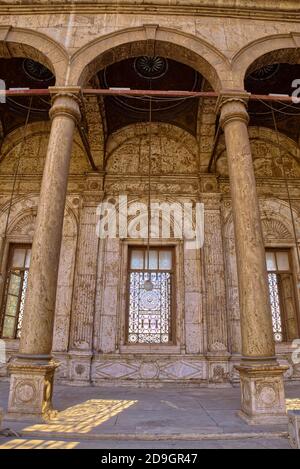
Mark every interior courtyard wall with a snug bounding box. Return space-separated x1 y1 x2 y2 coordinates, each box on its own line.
0 2 300 385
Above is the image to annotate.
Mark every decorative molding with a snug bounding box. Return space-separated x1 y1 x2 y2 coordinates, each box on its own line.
2 1 300 22
91 356 207 382
262 218 292 241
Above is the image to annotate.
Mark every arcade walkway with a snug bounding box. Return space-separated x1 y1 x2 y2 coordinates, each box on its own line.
0 381 299 449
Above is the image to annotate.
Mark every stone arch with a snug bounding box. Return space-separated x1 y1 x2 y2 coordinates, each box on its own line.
223 198 299 243
0 26 69 85
0 195 38 234
69 25 231 90
8 208 37 238
0 194 78 240
231 33 300 88
261 218 292 242
215 126 300 178
0 121 91 175
105 123 199 175
260 199 300 244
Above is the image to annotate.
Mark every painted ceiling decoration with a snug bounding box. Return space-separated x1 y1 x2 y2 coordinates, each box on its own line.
245 63 300 142
133 56 169 80
99 56 202 136
0 58 54 136
1 58 300 145
248 63 280 81
23 59 54 82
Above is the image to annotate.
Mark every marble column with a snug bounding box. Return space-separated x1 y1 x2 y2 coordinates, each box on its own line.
7 87 81 420
217 91 287 424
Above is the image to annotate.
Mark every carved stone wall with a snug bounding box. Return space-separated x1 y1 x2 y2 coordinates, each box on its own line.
0 117 300 385
1 1 300 385
106 124 198 176
0 108 300 386
216 127 300 179
0 122 90 176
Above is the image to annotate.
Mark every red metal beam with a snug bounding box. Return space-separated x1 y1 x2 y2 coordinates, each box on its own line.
0 88 298 103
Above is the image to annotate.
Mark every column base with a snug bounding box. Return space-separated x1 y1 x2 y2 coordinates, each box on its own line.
236 363 288 425
288 410 300 449
6 358 59 422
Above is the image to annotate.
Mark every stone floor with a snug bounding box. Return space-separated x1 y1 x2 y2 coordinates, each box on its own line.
0 381 299 449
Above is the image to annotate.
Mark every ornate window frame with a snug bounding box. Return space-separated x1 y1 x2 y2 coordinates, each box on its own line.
265 241 300 346
119 239 184 354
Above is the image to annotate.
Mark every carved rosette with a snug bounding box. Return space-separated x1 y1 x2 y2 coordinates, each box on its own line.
7 359 58 421
237 364 288 424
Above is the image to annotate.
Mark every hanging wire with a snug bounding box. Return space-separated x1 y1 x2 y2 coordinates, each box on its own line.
0 97 33 285
257 98 300 117
147 95 152 269
270 104 300 288
144 94 154 292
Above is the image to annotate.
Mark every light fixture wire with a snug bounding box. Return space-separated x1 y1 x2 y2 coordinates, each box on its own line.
0 97 33 285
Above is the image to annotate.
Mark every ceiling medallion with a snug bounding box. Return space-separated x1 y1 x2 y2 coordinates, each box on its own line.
249 63 280 81
134 56 168 80
23 59 54 82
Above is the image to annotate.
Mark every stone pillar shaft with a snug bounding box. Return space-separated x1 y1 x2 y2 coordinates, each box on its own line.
219 94 275 362
19 89 81 357
218 91 287 424
7 87 81 420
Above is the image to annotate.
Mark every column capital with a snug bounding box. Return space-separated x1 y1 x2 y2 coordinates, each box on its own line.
49 86 81 124
216 90 250 129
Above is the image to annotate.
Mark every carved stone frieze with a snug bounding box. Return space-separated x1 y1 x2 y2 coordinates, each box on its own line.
91 356 207 383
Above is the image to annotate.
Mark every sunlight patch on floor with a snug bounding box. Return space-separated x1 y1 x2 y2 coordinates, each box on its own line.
286 398 300 411
0 439 79 449
22 399 137 434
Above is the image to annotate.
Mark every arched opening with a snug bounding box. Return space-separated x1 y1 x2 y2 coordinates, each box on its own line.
244 51 300 143
70 27 228 90
98 56 203 138
0 57 55 146
67 36 215 354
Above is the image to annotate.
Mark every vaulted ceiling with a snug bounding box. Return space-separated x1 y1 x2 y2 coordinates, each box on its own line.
0 58 54 137
245 63 300 143
1 57 300 149
97 57 203 137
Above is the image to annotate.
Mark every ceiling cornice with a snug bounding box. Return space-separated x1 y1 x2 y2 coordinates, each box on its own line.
0 1 300 22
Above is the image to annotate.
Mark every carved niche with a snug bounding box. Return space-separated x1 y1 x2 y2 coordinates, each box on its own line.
106 123 199 175
216 127 300 179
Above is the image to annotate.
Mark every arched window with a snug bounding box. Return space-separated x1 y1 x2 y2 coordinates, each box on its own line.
127 247 174 345
266 249 299 343
0 244 32 339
